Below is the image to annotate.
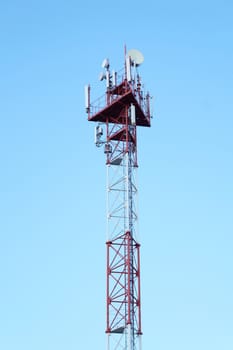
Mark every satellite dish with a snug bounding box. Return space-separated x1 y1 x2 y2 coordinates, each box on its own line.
99 72 106 81
127 49 144 66
101 58 110 69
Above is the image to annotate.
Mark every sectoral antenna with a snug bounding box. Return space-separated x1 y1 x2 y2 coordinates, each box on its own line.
129 104 136 125
84 84 90 113
94 124 104 147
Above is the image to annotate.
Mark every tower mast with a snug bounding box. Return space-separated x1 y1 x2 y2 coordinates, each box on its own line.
86 48 151 350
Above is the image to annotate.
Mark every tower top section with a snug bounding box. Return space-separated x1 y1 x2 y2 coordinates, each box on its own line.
85 48 152 128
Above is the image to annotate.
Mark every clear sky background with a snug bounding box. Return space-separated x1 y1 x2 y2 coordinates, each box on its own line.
0 1 232 349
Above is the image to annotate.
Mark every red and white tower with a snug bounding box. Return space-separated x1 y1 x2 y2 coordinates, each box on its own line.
85 48 152 350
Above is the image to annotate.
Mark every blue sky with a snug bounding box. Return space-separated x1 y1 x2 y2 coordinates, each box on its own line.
0 1 232 349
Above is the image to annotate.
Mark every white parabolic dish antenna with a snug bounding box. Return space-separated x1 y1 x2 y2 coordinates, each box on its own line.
127 49 144 66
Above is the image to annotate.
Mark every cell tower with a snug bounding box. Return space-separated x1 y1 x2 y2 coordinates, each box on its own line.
85 47 152 350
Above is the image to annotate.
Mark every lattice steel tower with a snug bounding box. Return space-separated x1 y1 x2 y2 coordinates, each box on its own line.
85 47 152 350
